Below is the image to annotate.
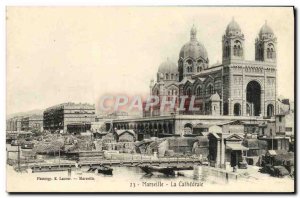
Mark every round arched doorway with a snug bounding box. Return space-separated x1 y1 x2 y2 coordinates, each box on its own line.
234 103 241 116
184 123 193 135
246 81 261 116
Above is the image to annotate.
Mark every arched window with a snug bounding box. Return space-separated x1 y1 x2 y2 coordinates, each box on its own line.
186 88 192 96
233 45 237 56
267 43 275 59
267 104 274 117
224 41 230 58
206 84 214 95
166 73 169 80
234 40 242 57
184 123 193 135
195 86 202 96
187 67 190 73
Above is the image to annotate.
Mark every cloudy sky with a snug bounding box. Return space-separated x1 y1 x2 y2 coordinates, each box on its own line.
6 7 294 115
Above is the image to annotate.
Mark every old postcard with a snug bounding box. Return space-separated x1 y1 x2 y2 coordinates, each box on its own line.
6 6 295 193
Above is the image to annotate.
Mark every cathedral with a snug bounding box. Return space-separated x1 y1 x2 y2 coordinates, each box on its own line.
148 18 277 118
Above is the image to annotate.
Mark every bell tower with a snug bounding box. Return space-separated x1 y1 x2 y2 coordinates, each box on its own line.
255 21 277 62
222 18 245 64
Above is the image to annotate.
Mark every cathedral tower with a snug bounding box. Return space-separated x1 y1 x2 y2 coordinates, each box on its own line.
255 21 277 62
222 18 245 64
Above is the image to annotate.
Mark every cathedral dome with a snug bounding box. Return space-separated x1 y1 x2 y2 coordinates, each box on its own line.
179 25 208 61
259 21 274 36
158 59 178 74
226 18 241 35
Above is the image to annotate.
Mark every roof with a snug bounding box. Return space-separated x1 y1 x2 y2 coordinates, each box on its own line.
267 150 277 156
158 59 178 74
224 133 244 140
209 132 220 139
226 143 249 151
226 18 241 35
210 93 221 101
217 120 244 126
259 22 274 36
194 123 214 128
179 26 208 61
179 77 195 85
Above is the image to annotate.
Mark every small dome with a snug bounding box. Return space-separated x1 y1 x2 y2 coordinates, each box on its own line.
158 59 178 74
179 25 208 61
210 93 221 101
226 18 241 35
259 21 274 36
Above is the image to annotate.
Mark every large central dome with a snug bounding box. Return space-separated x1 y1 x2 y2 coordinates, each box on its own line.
179 25 208 61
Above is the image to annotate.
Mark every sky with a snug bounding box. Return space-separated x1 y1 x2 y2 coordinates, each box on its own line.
6 7 294 115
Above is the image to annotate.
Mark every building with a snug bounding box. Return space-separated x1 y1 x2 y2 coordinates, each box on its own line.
110 115 272 141
275 111 294 136
147 19 277 117
43 102 96 134
21 115 43 132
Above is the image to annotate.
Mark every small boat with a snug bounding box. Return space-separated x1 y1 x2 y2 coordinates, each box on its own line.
139 165 175 176
97 166 113 175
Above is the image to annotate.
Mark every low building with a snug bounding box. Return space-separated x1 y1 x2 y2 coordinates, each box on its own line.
208 133 248 168
110 115 273 140
43 102 96 134
275 111 294 137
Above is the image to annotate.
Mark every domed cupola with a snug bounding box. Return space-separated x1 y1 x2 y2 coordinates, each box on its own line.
157 58 178 82
179 25 208 61
225 17 242 36
178 25 209 81
259 21 274 39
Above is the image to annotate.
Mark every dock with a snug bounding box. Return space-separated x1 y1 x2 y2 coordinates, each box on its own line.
23 157 202 173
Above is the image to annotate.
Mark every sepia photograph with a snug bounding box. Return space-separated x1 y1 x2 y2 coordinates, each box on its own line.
5 6 295 193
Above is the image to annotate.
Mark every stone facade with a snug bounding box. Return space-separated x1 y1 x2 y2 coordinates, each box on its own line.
110 115 271 139
43 102 96 133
